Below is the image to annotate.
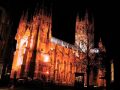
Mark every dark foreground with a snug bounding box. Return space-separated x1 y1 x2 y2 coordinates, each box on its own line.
0 79 106 90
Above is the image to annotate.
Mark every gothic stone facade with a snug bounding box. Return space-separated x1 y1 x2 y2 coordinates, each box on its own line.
10 10 106 86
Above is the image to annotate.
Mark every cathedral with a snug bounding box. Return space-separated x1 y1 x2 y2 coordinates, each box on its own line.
10 9 106 87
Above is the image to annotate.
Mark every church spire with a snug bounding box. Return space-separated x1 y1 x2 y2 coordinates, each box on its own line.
76 13 79 22
84 9 89 25
98 37 106 52
24 10 28 21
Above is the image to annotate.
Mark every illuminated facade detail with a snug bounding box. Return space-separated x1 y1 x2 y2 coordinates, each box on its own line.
10 9 106 86
75 12 94 53
111 60 114 82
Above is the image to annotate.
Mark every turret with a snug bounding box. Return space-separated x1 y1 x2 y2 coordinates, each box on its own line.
84 10 89 26
98 37 106 52
15 12 28 40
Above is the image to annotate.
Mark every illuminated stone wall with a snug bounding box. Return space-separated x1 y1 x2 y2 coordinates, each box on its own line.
10 9 106 86
75 12 94 53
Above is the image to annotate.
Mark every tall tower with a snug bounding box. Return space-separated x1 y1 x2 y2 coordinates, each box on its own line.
75 11 94 52
10 9 52 79
10 13 28 78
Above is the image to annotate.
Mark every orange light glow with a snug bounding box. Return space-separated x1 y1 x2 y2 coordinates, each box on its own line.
46 71 49 74
111 62 114 82
10 9 107 87
43 54 50 62
50 48 54 51
17 58 23 66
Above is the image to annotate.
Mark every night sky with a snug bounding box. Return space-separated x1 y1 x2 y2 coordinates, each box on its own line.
0 0 119 58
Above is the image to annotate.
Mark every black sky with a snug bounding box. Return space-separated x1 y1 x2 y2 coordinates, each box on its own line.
0 0 119 58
